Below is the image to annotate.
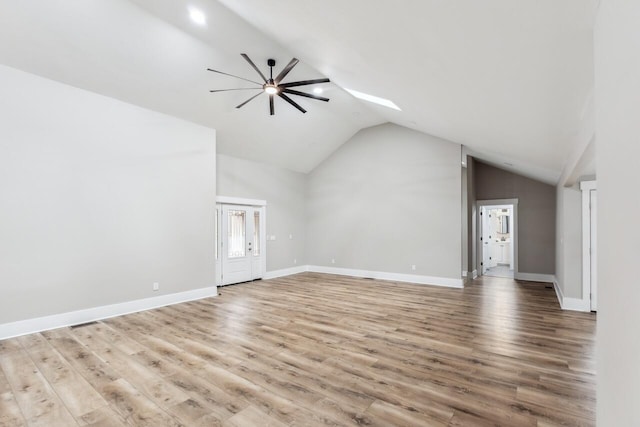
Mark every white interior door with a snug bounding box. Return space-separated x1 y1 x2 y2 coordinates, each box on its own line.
481 207 494 274
509 209 515 270
590 190 597 311
220 204 265 286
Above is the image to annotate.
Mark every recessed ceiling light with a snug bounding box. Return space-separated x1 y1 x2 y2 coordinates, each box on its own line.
313 87 323 95
344 88 401 111
189 7 206 25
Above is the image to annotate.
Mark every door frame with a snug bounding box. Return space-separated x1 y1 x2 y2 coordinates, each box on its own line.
476 198 519 278
580 181 597 311
215 196 267 287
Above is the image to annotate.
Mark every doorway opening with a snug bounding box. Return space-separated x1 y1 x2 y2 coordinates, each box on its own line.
477 199 518 279
215 197 267 287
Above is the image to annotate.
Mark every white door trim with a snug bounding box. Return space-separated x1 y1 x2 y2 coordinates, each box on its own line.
216 195 267 206
580 180 597 311
215 202 267 286
476 199 519 278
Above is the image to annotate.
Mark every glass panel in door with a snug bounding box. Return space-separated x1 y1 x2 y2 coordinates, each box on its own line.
228 210 246 258
253 211 260 256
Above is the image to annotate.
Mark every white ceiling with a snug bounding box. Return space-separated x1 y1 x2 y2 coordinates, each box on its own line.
0 0 597 182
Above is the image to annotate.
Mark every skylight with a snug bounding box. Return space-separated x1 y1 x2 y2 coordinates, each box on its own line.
188 7 207 26
344 88 401 111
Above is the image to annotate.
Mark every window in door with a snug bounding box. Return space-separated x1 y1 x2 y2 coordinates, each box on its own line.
253 211 260 257
228 210 246 258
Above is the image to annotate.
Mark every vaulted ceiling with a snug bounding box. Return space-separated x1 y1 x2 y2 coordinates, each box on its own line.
0 0 597 183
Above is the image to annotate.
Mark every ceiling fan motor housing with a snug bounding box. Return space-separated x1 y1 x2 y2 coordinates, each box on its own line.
208 54 330 115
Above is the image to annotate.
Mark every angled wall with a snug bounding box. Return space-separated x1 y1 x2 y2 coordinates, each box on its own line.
306 123 462 282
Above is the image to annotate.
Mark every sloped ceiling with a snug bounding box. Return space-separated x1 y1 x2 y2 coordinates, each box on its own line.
0 0 385 173
0 0 597 182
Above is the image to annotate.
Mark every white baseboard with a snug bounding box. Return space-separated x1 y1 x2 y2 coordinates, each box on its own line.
515 272 555 283
307 265 464 288
263 265 309 280
472 269 478 279
552 278 590 312
0 286 218 340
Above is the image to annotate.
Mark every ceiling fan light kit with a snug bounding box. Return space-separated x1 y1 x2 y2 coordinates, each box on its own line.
208 53 330 115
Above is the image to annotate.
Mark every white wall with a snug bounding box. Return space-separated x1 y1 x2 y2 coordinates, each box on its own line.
307 123 462 281
0 65 217 324
555 186 582 298
217 154 306 272
595 0 640 423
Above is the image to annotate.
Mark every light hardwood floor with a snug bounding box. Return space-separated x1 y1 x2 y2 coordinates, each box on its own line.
0 273 596 426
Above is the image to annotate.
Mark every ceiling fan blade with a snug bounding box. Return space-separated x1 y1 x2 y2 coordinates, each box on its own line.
278 93 307 114
241 53 268 83
274 58 299 85
206 68 262 86
209 88 263 93
236 92 263 109
269 94 275 116
282 88 329 102
279 78 330 88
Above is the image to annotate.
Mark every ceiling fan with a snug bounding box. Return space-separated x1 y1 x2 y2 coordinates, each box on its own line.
208 53 330 115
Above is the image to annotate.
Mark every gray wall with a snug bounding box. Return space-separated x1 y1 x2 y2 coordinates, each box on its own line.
307 123 462 280
474 161 556 275
595 0 640 423
555 185 582 298
0 65 217 324
217 154 306 272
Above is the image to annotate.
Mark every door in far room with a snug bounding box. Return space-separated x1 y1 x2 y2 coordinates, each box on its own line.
481 206 495 274
218 204 265 286
480 205 515 279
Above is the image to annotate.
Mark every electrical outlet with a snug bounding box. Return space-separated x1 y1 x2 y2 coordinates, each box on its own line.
411 265 416 271
293 258 297 264
289 234 293 240
152 282 159 291
331 259 335 264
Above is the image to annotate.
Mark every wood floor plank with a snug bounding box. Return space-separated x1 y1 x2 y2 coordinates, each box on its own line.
0 272 595 426
98 378 181 427
222 405 287 427
362 399 452 427
41 329 121 391
79 406 128 427
0 391 27 427
0 364 14 395
0 347 78 426
18 333 108 419
68 325 191 411
0 339 22 357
